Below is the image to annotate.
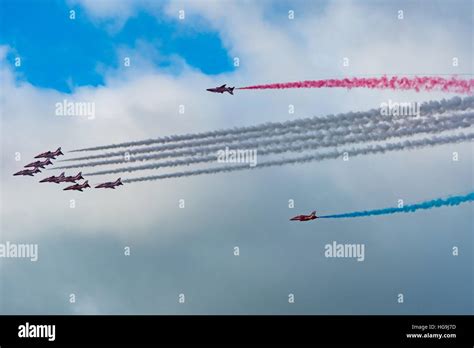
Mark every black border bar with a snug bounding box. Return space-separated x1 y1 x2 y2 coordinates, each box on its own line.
0 315 472 345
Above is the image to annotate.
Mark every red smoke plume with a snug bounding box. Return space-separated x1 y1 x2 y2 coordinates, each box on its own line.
238 76 474 94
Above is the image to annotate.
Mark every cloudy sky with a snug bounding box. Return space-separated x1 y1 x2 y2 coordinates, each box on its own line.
0 0 472 314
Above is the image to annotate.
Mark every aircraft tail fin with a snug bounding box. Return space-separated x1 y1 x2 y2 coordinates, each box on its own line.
229 87 234 95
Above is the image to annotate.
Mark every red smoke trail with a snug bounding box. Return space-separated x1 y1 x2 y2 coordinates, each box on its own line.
238 76 474 94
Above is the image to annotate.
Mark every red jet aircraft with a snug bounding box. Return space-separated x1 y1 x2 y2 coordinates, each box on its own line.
206 84 235 95
39 172 66 183
34 147 64 159
63 180 91 192
95 178 123 189
13 168 41 176
24 159 53 169
290 211 318 222
63 172 84 183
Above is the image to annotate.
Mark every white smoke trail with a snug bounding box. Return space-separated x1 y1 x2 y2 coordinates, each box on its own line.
63 111 388 161
67 96 474 158
57 111 474 170
122 132 474 183
84 113 474 175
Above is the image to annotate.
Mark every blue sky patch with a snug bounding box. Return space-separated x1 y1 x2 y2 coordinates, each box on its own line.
0 0 234 93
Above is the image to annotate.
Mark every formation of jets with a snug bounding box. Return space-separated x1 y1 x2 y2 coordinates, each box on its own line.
39 172 66 183
206 84 235 95
13 147 123 192
290 211 318 221
39 172 84 184
13 148 320 222
13 148 60 176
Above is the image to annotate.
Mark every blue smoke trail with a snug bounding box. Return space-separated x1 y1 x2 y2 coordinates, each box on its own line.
320 192 474 219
